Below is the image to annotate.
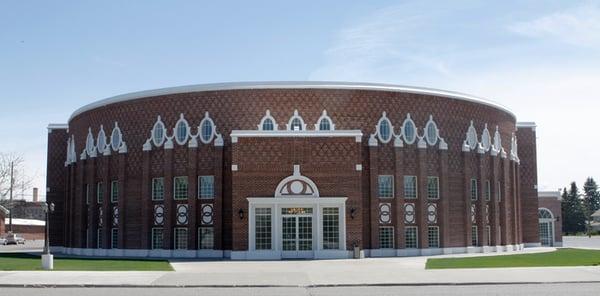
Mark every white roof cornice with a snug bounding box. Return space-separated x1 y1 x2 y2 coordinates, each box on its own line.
69 81 516 122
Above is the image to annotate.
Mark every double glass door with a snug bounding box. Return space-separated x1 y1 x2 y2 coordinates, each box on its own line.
539 221 553 246
281 208 313 258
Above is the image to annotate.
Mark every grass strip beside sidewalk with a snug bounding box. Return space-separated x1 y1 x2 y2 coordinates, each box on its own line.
0 253 173 271
426 248 600 269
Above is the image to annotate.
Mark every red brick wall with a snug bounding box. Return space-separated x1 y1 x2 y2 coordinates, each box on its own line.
517 127 539 244
48 87 529 251
8 225 45 241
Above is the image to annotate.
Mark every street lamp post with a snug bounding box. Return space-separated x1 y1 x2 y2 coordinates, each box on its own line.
42 202 55 270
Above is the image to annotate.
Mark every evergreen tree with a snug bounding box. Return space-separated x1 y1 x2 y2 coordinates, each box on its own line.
561 182 585 234
583 177 600 236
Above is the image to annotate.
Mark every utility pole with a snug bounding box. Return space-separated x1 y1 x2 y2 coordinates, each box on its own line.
9 161 13 232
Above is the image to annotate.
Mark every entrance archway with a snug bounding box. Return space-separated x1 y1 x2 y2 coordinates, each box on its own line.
538 208 554 246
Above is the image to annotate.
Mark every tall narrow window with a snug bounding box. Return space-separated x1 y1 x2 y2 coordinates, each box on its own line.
174 227 188 250
255 208 272 250
151 228 163 249
378 175 393 198
175 120 189 144
111 180 118 203
484 180 491 201
111 228 118 249
97 182 104 204
97 228 103 248
152 177 165 201
322 208 339 250
199 227 214 249
173 176 188 200
427 176 439 199
379 226 394 249
378 119 391 142
471 225 478 246
404 176 418 199
198 176 214 199
200 119 214 143
470 179 478 201
428 226 440 248
405 226 418 248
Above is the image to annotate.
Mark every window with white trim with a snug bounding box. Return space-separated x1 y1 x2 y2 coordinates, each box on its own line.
97 228 103 248
484 180 491 201
198 176 214 199
378 119 391 142
427 176 439 199
471 225 478 246
404 176 417 199
428 226 440 248
403 116 417 144
97 182 104 203
199 227 214 249
152 118 166 146
110 180 118 203
262 118 274 131
319 118 331 131
174 227 188 250
379 226 394 249
291 118 303 131
152 177 164 201
173 176 188 200
151 228 163 249
470 179 478 201
200 118 214 143
175 118 189 144
322 207 339 250
378 175 393 198
111 228 118 249
405 226 418 248
255 208 272 250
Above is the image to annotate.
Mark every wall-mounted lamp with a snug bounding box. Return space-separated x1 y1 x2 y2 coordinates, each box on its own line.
238 209 245 220
350 208 356 219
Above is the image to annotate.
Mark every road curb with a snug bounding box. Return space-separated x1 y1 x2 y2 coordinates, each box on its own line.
2 281 600 288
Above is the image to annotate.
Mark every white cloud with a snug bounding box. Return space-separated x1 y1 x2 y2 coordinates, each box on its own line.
508 3 600 48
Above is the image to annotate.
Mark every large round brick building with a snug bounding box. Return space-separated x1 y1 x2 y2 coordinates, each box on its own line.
46 81 540 259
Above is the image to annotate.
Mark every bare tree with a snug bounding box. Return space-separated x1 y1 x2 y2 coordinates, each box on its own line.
0 152 33 200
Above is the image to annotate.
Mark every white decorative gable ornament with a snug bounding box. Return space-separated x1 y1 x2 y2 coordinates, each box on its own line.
274 165 319 198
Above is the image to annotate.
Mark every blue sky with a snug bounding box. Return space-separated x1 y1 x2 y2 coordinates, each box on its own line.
1 0 599 199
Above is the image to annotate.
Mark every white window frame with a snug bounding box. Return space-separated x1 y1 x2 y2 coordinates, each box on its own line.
258 110 278 131
428 226 440 248
286 109 306 131
198 175 215 199
110 122 123 151
427 176 439 200
322 207 340 250
96 182 104 204
151 116 166 147
315 110 335 131
151 227 163 250
376 112 393 143
484 180 491 201
402 114 417 144
198 112 216 144
379 226 394 249
405 226 418 249
111 228 118 249
110 180 118 203
404 175 418 199
173 176 188 200
174 227 188 250
174 113 190 145
378 175 394 198
470 178 478 201
152 177 165 201
424 115 439 146
254 207 273 250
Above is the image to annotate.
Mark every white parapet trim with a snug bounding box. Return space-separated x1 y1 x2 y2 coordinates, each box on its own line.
230 130 363 139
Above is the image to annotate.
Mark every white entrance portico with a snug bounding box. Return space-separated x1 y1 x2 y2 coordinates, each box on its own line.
244 165 348 260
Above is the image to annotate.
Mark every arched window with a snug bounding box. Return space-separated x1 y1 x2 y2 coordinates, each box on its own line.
493 126 502 151
262 118 274 130
111 122 122 151
315 110 335 131
402 114 417 144
199 112 215 144
174 114 190 145
287 110 306 131
85 128 95 156
466 121 478 150
258 110 278 131
291 118 303 131
481 124 491 152
152 116 166 147
319 118 331 131
538 208 553 219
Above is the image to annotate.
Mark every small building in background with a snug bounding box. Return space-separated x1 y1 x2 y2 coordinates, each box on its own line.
3 218 45 240
591 209 600 232
0 205 7 234
538 191 562 247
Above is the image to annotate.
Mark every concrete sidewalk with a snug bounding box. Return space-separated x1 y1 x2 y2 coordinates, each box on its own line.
0 248 599 287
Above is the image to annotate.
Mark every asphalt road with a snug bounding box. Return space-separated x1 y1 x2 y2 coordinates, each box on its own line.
2 283 600 296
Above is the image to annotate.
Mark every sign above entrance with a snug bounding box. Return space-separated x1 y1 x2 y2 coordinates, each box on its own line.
274 165 320 198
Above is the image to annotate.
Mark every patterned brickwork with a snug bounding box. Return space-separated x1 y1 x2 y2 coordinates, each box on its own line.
48 87 533 252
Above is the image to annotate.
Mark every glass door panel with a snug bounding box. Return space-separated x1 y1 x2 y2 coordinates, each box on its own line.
282 216 297 251
298 216 313 251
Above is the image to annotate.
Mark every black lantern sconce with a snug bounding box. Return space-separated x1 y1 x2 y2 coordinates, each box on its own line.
238 208 245 220
350 208 356 219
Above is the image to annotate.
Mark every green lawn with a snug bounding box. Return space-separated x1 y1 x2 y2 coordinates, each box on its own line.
0 253 173 271
426 248 600 269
